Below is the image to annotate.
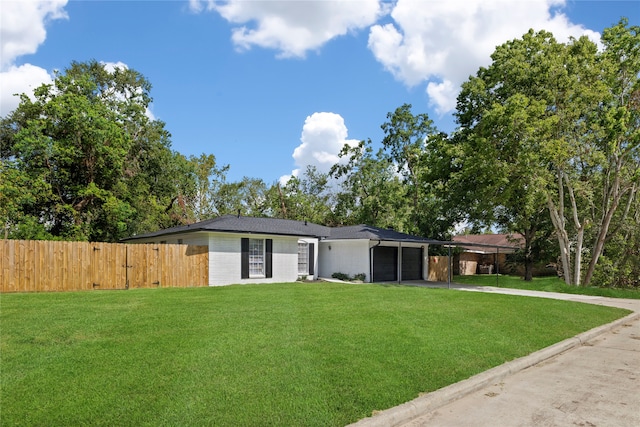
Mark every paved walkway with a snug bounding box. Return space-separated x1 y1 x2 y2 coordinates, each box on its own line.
350 283 640 427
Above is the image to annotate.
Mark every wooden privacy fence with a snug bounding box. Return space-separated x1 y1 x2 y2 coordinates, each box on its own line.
428 256 450 282
1 240 209 293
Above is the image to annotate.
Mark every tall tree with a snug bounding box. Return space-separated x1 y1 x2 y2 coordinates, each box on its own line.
186 153 229 222
267 166 335 224
216 177 269 217
0 60 192 241
582 20 640 285
380 104 452 237
454 20 639 285
330 139 410 230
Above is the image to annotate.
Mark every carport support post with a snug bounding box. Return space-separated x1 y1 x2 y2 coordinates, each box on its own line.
448 245 451 289
398 241 402 284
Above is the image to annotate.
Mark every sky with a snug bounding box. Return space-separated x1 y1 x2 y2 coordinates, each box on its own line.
1 0 637 184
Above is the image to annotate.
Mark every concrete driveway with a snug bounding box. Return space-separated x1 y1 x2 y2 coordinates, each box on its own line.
350 283 640 427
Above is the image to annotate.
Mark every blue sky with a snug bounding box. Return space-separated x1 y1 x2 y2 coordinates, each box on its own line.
1 1 636 184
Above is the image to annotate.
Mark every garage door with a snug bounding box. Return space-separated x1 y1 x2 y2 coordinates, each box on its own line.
373 246 398 282
402 247 423 280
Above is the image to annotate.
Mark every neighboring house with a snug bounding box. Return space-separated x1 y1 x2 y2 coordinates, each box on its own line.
452 234 523 275
123 215 443 286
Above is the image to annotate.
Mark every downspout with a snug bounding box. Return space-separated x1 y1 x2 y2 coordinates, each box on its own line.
370 240 381 283
425 244 429 281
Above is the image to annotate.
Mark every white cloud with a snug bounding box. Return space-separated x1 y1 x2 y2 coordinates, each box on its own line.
280 112 359 184
0 0 67 117
368 0 601 114
190 0 386 58
426 79 457 115
0 0 68 68
0 64 54 116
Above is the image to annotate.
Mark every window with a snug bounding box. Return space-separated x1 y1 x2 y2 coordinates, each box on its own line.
298 242 308 274
241 238 272 279
249 238 265 277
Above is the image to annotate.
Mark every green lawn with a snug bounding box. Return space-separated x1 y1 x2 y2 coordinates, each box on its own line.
453 274 640 299
0 283 630 426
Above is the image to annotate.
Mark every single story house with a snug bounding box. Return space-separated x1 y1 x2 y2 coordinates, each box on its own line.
452 234 523 275
123 215 445 286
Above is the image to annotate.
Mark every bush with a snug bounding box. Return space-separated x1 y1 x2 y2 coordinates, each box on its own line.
331 272 367 282
331 272 351 281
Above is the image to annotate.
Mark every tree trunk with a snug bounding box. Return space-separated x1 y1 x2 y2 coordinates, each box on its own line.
523 228 535 281
564 172 584 286
583 166 631 286
547 179 573 285
524 257 534 281
573 224 584 286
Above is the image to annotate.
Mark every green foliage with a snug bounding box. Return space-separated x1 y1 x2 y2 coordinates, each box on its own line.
1 284 628 425
452 20 640 286
267 166 335 224
353 273 367 281
331 139 410 229
330 105 455 239
0 60 197 241
216 177 269 217
330 272 367 282
331 272 352 281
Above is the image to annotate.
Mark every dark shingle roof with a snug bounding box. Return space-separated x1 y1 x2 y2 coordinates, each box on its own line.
124 215 332 241
123 215 452 245
326 224 445 244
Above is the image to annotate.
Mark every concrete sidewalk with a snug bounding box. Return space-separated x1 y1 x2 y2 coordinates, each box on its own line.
350 285 640 427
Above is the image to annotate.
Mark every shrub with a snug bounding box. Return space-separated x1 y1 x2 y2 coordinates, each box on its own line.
331 272 351 281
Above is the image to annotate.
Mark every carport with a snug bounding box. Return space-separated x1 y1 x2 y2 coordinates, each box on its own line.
369 238 523 286
319 224 519 284
320 224 447 283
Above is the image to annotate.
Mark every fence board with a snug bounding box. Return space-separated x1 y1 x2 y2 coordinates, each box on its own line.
428 256 450 282
0 240 208 293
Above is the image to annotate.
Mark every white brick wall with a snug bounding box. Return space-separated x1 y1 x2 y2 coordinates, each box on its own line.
209 232 301 286
318 240 429 282
318 240 370 281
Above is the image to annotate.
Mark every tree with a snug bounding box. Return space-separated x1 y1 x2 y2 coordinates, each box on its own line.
330 139 410 230
0 60 192 241
185 153 229 222
380 104 453 238
453 20 639 286
582 20 640 285
452 89 557 280
216 177 269 217
267 166 335 224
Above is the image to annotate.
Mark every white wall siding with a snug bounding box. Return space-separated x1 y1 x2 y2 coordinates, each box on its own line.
318 240 370 281
209 232 301 286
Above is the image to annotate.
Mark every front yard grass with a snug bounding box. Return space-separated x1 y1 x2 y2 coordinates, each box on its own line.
0 283 630 426
453 274 640 299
